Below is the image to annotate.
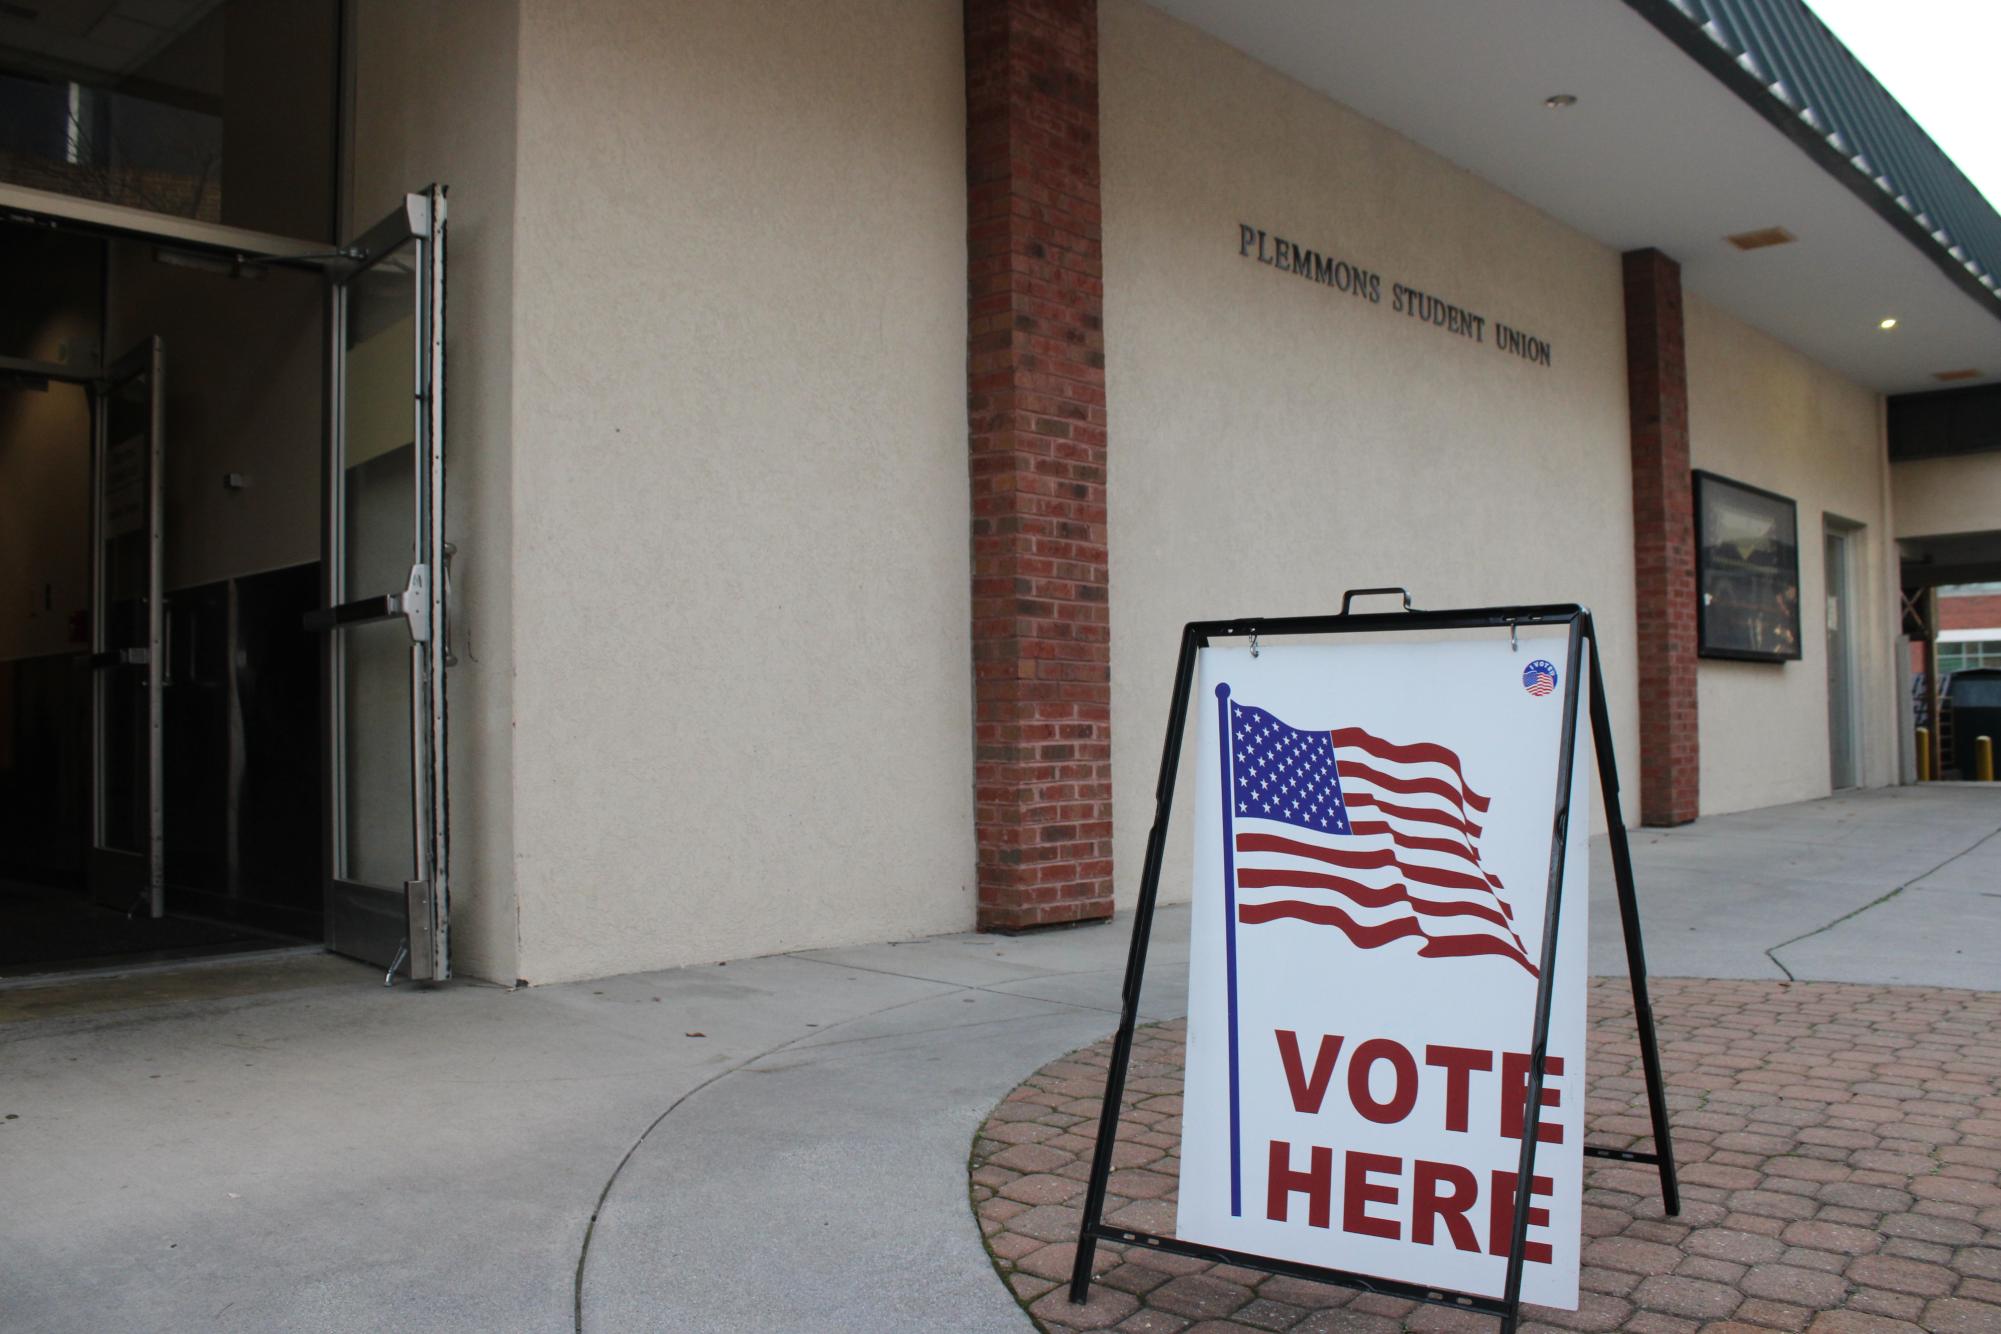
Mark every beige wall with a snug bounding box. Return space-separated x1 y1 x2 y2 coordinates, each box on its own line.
506 0 971 982
1892 452 2001 540
349 0 521 983
1685 294 1896 814
1101 0 1641 910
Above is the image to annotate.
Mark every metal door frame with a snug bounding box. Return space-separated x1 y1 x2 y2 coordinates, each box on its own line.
87 336 166 916
1824 517 1863 790
5 189 451 973
315 187 449 981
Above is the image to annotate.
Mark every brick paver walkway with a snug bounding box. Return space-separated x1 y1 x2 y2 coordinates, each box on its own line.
969 977 2001 1333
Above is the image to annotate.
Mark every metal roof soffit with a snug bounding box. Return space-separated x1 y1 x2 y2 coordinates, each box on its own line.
1627 0 2001 323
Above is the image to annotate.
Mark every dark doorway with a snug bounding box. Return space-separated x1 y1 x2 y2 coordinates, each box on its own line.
0 215 326 977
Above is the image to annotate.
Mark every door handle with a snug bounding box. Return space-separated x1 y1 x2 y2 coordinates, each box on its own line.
89 647 150 669
303 565 431 642
400 563 430 645
303 594 400 633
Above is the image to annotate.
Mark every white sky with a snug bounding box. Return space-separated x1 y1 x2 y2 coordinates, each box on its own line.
1806 0 2001 211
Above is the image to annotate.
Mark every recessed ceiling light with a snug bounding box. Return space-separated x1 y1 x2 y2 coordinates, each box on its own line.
1879 318 1898 330
1727 227 1796 251
1543 94 1578 109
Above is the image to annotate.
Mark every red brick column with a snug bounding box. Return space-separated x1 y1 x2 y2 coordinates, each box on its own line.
965 0 1112 930
1623 249 1699 826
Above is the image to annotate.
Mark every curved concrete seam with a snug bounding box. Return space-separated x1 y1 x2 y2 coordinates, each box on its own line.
569 971 1004 1332
1764 822 2001 980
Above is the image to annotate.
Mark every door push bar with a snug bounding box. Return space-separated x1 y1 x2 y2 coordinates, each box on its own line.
304 563 431 643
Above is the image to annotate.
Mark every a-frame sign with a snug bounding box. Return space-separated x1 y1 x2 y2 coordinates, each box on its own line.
1068 592 1678 1332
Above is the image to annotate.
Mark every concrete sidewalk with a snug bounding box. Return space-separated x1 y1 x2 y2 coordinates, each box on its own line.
0 786 1994 1332
1588 784 2001 988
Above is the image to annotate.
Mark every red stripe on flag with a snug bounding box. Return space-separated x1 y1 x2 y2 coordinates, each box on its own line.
1236 831 1499 896
1336 759 1486 824
1343 791 1484 841
1346 819 1511 900
1237 900 1538 978
1414 931 1542 974
1233 867 1514 929
1235 832 1494 894
1329 728 1492 812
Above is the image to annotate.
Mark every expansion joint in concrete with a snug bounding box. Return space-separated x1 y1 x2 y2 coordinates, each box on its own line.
1763 821 2001 981
567 951 1122 1331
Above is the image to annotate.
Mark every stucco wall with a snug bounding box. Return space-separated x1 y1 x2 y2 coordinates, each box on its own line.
1101 0 1640 912
507 0 971 982
349 0 521 983
1684 294 1896 814
1892 452 2001 540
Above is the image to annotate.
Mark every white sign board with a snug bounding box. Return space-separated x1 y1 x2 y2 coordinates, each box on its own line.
1176 639 1588 1308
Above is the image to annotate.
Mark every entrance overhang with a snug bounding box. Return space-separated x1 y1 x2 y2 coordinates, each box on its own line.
0 181 329 266
1147 0 2001 395
1899 532 2001 590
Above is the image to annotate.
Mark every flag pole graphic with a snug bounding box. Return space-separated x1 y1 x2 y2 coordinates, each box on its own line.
1216 682 1244 1218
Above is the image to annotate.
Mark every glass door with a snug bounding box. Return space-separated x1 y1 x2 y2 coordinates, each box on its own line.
89 337 165 915
308 188 449 981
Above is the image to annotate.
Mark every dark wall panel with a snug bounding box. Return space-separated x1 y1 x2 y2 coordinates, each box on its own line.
0 654 89 884
1889 383 2001 462
162 561 322 938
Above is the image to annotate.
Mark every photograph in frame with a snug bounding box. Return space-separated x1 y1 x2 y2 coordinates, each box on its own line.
1694 471 1802 662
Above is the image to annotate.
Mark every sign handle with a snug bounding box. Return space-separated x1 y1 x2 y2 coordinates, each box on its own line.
1338 586 1415 614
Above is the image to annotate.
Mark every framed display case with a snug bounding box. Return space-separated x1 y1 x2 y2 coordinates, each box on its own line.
1694 470 1801 662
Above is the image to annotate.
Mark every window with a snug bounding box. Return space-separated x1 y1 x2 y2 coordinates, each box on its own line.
1941 640 2001 673
0 0 340 241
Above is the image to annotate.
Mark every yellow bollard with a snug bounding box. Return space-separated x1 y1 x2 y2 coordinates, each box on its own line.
1917 727 1932 782
1978 736 1995 783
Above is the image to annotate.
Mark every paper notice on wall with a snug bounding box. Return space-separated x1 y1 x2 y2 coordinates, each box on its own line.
1177 639 1589 1309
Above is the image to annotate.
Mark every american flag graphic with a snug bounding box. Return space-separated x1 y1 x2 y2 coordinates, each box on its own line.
1223 696 1537 978
1523 659 1557 697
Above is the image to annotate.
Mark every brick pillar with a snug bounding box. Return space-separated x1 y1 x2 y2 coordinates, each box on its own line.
965 0 1112 930
1623 249 1699 826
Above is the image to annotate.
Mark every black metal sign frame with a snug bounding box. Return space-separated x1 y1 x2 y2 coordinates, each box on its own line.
1067 593 1679 1333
